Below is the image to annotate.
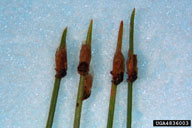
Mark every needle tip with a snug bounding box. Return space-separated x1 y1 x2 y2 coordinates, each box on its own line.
86 20 93 45
120 21 123 28
132 8 136 16
90 19 93 25
117 20 123 50
60 26 68 48
64 26 68 31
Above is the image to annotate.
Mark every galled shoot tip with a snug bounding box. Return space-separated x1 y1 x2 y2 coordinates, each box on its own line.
56 27 68 78
111 21 125 85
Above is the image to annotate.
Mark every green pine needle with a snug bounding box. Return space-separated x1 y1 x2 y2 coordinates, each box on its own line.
73 76 85 128
46 27 68 128
107 21 124 128
74 20 93 128
86 20 93 46
60 27 68 49
127 8 136 128
46 78 61 128
107 83 117 128
129 8 135 54
127 82 133 128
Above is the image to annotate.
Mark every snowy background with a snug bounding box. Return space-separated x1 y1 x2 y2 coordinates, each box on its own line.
0 0 192 128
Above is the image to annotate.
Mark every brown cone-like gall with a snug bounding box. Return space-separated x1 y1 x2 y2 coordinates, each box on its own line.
111 50 125 85
127 51 137 83
83 74 93 100
78 44 91 76
55 47 67 78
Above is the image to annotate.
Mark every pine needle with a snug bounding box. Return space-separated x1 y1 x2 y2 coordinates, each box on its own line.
127 8 136 128
74 20 93 128
107 21 124 128
46 27 68 128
